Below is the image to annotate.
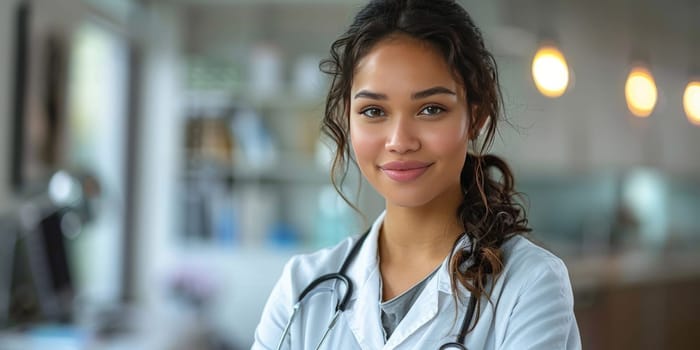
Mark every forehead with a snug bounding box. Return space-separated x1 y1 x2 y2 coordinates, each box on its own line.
352 35 463 95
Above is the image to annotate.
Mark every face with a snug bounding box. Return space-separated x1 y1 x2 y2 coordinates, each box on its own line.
349 34 471 209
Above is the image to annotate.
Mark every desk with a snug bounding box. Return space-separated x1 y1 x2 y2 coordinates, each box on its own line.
0 328 147 350
0 304 210 350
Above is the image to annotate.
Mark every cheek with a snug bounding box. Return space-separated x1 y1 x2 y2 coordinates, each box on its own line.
349 121 380 164
425 119 470 155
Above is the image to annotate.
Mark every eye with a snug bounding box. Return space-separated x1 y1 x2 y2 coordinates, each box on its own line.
360 107 385 118
419 105 446 116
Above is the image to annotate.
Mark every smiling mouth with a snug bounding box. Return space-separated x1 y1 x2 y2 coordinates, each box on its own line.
379 161 433 182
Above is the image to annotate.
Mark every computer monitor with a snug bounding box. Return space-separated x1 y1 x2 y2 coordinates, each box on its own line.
1 206 75 329
28 209 74 321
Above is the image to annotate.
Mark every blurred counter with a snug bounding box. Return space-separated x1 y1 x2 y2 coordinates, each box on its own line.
566 248 700 291
566 249 700 350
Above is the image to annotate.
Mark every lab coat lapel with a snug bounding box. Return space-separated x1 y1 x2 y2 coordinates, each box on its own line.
344 211 385 349
345 265 385 349
383 273 440 348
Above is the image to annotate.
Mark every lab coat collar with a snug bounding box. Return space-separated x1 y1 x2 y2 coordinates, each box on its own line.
438 233 474 296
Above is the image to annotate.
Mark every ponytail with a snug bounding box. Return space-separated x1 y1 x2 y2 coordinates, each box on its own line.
449 153 531 331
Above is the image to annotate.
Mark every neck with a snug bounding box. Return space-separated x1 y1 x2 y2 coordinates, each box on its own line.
379 196 464 266
376 187 465 300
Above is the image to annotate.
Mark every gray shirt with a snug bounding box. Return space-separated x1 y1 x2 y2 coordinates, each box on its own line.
379 268 439 341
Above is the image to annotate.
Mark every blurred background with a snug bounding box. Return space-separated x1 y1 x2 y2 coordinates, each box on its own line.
0 0 698 349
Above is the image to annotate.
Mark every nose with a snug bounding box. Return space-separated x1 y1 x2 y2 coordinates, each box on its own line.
385 117 420 154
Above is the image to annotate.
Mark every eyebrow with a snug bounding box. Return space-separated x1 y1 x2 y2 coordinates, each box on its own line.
353 86 457 100
412 86 457 99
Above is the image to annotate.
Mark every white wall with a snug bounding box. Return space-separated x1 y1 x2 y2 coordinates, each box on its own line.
132 0 184 317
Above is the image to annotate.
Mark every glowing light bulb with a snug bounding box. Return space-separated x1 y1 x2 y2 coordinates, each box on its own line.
683 81 700 126
532 45 570 98
625 66 657 118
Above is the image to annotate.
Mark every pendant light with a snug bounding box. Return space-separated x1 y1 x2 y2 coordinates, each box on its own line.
532 43 570 98
684 80 700 125
625 65 658 118
530 0 570 98
624 0 657 118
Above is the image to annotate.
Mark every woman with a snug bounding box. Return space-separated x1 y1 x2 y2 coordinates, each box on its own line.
253 0 581 349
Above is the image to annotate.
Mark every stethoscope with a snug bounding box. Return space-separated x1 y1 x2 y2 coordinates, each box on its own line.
276 231 478 350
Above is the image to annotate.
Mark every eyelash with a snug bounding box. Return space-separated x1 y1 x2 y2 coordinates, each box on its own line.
360 106 385 118
419 105 446 116
358 104 447 119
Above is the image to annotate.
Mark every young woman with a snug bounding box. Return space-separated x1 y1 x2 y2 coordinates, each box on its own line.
253 1 581 349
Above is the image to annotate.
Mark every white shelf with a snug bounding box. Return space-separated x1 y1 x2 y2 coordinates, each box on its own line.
184 152 331 184
184 89 324 116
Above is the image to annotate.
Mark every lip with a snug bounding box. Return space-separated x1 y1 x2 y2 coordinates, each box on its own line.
379 161 433 182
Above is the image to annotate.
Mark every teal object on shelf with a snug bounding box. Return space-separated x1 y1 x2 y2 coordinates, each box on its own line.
268 222 300 248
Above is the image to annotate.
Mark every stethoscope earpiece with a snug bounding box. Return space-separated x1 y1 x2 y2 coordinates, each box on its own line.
478 116 491 137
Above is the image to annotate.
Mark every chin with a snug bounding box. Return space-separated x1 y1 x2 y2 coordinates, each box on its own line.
383 192 436 209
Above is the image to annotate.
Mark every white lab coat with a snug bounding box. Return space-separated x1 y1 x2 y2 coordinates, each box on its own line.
253 211 582 349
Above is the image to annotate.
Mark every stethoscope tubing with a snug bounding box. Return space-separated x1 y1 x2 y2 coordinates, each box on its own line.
275 230 477 350
297 273 353 312
276 303 300 350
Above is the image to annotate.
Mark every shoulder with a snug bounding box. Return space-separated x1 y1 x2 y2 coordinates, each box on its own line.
499 235 573 302
488 236 582 348
262 236 361 312
254 234 369 349
281 235 362 290
493 235 581 348
502 235 569 277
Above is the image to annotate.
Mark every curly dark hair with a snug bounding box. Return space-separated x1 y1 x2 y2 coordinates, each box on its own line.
320 0 531 333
